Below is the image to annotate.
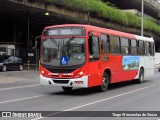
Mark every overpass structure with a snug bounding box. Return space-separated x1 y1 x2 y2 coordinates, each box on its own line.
0 0 160 52
106 0 160 24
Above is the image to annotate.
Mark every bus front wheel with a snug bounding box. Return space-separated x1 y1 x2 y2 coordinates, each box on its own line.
62 87 72 92
97 73 109 92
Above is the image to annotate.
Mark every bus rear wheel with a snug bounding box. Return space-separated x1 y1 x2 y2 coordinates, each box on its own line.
134 68 144 84
97 73 109 92
62 87 73 92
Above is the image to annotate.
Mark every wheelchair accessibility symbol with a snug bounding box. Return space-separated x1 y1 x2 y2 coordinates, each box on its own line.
60 56 69 65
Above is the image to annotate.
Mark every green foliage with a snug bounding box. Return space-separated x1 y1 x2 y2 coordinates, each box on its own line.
125 12 141 27
144 19 160 33
35 0 160 34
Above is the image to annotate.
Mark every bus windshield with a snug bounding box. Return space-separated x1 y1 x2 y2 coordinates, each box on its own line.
41 37 86 66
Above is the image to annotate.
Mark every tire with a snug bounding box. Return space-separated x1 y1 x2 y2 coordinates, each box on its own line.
2 65 7 72
158 68 160 72
62 87 73 92
137 68 144 84
19 65 23 71
97 72 109 92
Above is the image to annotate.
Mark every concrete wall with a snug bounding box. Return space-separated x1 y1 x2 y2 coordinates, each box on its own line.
0 44 15 55
7 0 160 45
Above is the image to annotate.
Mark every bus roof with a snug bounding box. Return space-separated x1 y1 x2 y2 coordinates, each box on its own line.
44 24 154 42
135 35 154 42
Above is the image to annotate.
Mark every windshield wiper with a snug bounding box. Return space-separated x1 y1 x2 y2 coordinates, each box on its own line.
47 37 59 47
64 36 75 45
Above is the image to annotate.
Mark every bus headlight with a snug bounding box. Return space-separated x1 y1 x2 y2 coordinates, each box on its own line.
73 70 86 78
41 70 47 77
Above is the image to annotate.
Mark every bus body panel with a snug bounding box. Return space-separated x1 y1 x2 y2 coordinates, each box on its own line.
88 61 102 87
107 55 139 83
139 56 154 79
39 24 155 89
134 35 155 79
40 74 88 88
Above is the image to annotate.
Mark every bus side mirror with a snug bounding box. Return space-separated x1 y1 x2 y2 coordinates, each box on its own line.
88 32 93 37
33 35 41 49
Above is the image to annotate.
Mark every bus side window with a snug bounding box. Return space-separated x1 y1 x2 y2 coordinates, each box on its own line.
131 39 137 55
100 34 110 54
88 36 100 61
110 35 120 54
138 40 145 55
150 42 154 56
145 41 150 56
120 37 129 55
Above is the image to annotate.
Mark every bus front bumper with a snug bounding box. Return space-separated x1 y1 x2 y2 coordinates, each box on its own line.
40 75 88 88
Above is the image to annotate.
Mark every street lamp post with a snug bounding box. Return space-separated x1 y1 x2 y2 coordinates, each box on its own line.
141 0 144 36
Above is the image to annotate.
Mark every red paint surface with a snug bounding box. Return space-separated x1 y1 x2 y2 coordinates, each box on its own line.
40 24 138 88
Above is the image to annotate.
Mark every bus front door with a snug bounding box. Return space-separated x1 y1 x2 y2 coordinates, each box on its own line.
88 36 101 87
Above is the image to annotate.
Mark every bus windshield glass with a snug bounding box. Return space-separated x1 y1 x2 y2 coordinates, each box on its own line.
41 37 86 66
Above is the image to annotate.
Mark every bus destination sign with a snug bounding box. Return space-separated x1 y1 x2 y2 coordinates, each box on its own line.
43 27 86 36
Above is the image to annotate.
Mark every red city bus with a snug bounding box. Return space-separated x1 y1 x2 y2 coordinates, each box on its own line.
39 24 155 92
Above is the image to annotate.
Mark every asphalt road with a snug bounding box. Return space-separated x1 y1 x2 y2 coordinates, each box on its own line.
0 70 160 120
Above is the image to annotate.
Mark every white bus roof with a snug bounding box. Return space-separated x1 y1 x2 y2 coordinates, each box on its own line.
135 35 154 42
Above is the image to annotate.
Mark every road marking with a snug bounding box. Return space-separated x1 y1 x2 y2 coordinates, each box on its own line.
0 95 45 104
153 75 160 76
0 84 41 91
32 84 156 120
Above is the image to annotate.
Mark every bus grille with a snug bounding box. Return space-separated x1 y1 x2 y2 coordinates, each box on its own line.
47 68 76 73
53 80 69 84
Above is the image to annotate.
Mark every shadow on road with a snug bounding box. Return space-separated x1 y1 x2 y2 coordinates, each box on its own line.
47 80 151 96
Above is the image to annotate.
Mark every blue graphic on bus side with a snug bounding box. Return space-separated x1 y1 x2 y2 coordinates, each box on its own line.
122 56 140 70
60 56 69 65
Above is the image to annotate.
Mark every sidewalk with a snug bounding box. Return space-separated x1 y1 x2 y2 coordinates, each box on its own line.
0 70 39 84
